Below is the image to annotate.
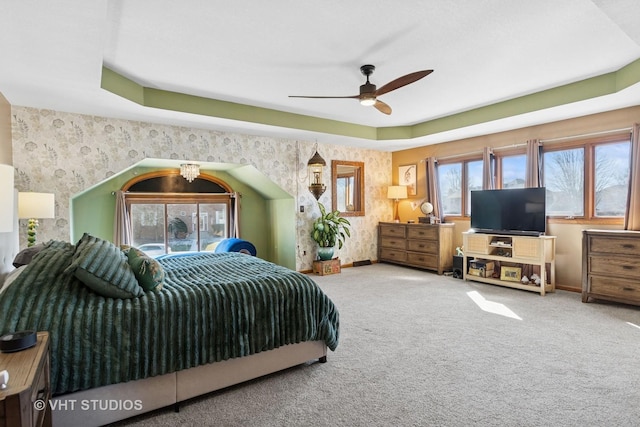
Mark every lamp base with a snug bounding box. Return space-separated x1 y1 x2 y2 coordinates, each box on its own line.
26 218 39 247
393 200 400 223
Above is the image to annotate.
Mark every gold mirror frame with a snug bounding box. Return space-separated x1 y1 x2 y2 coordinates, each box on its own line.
331 160 365 217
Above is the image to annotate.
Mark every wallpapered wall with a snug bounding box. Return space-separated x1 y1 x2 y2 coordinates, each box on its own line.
11 106 392 271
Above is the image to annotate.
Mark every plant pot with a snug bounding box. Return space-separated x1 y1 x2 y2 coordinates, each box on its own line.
317 246 334 261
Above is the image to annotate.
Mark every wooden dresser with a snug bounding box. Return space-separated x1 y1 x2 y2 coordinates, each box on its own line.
0 332 51 427
378 222 454 274
582 229 640 306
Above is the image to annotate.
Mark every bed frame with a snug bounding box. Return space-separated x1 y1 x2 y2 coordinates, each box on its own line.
51 341 327 426
0 191 328 426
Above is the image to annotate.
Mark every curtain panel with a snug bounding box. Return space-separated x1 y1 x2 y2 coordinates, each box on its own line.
425 157 443 221
113 190 133 246
525 139 542 188
624 124 640 230
482 147 495 190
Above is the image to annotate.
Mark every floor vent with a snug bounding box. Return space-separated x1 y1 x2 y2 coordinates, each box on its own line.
353 260 372 267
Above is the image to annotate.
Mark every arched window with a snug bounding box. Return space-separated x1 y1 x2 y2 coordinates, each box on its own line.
122 171 238 256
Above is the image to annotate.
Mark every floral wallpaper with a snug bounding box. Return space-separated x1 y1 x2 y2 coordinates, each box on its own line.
11 106 392 271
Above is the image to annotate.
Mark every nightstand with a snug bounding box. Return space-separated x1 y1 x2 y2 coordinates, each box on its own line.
0 332 51 427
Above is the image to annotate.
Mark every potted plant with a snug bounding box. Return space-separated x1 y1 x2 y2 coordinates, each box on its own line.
311 202 351 260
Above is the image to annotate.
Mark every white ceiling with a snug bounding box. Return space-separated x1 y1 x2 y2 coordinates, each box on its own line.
2 0 640 151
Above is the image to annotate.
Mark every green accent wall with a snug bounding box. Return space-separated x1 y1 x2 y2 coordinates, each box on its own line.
70 163 296 268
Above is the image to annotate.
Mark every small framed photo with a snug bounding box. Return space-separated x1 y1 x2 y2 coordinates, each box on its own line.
500 266 522 282
399 164 417 196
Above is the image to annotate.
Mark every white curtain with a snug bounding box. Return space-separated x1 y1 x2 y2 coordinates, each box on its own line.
113 190 132 246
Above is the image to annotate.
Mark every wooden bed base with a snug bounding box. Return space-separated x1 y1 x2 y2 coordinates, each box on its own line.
51 341 327 427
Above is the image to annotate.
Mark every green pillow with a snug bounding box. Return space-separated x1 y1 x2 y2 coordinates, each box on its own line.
127 247 165 292
66 233 144 299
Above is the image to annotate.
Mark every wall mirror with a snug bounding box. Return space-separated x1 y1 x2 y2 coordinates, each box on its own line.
332 160 365 217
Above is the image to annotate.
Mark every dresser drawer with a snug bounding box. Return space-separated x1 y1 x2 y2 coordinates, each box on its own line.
380 237 406 249
589 255 640 279
380 224 406 238
380 248 407 262
407 252 438 269
589 235 640 254
407 226 437 240
588 275 640 303
407 239 436 254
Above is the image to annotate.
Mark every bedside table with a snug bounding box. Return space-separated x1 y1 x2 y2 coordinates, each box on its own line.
0 332 51 427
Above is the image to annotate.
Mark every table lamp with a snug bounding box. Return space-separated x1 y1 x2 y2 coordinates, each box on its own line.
18 192 55 246
387 185 408 222
0 165 14 232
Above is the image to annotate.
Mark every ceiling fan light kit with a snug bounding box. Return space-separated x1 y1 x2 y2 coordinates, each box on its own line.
360 97 376 107
289 64 433 115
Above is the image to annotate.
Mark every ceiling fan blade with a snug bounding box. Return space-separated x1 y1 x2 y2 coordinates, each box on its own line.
375 70 433 97
288 95 359 99
374 100 392 115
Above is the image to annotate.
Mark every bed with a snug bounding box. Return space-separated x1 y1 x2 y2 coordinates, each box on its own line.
0 233 339 426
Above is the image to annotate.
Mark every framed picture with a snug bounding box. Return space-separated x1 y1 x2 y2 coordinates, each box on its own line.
399 164 417 196
500 266 522 282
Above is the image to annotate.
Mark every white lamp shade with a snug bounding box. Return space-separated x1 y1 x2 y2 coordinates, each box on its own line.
18 192 55 219
0 164 14 232
387 185 408 200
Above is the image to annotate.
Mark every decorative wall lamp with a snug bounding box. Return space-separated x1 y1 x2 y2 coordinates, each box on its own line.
0 164 14 233
180 163 200 182
387 185 408 223
18 192 55 247
308 149 327 200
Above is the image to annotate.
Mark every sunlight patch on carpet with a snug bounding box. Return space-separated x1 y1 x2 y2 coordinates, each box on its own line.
467 291 522 320
626 322 640 330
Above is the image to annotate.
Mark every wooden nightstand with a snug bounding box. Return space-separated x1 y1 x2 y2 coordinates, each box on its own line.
0 332 51 427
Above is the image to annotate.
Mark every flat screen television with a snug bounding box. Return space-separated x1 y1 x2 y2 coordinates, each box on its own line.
470 187 546 236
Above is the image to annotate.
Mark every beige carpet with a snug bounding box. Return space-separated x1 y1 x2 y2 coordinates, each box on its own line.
112 263 640 427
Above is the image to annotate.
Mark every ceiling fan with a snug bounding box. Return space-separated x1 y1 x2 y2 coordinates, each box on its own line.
289 65 433 115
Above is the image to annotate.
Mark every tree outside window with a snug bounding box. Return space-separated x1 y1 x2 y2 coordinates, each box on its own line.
438 163 462 216
594 142 630 217
544 148 584 217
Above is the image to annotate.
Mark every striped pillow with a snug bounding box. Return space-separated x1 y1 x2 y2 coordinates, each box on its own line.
66 233 144 299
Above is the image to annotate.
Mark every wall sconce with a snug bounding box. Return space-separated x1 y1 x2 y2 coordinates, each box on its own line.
308 149 326 200
0 164 14 233
180 163 200 182
387 185 408 223
18 192 55 247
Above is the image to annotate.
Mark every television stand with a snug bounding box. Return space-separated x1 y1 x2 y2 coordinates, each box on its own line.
462 232 556 295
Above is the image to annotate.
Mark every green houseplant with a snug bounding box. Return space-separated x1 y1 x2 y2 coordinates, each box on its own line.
311 202 351 260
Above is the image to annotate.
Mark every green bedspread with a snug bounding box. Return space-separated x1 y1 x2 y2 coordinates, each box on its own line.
0 241 339 395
